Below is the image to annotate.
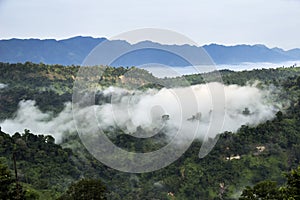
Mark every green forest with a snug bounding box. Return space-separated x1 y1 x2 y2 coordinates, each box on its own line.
0 62 300 199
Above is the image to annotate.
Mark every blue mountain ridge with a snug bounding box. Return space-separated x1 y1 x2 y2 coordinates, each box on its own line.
0 36 299 66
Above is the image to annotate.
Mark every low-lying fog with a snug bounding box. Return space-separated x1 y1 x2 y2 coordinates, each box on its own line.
0 82 283 143
142 61 299 78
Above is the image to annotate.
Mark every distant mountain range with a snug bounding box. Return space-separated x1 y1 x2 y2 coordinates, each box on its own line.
0 36 300 66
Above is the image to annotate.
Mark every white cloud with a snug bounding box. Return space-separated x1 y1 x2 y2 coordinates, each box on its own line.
0 83 282 144
141 61 300 78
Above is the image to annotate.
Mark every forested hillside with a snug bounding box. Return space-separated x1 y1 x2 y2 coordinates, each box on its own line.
0 62 300 199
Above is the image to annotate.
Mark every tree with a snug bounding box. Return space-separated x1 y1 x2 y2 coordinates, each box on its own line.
240 166 300 200
276 111 283 121
0 160 25 200
240 181 280 199
0 160 13 199
242 108 250 116
285 166 300 199
58 179 107 200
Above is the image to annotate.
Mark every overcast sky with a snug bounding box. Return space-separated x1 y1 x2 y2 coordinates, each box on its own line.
0 0 299 49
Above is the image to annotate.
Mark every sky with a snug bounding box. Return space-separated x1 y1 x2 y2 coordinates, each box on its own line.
0 0 300 50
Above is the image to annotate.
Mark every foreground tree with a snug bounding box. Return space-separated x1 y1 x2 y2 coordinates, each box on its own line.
0 160 13 199
58 179 107 200
239 181 281 199
0 160 25 200
240 166 300 200
284 166 300 199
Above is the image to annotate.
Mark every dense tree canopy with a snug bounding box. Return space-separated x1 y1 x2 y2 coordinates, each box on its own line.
57 179 107 200
240 166 300 200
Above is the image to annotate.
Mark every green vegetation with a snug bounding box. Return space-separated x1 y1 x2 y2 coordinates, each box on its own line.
1 62 300 119
0 159 25 200
1 62 300 199
240 166 300 199
0 129 81 199
0 62 134 119
57 179 107 200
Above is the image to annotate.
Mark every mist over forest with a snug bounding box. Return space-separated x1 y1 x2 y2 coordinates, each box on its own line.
0 83 282 144
0 62 300 199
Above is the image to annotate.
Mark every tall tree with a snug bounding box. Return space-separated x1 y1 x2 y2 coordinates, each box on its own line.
0 160 25 200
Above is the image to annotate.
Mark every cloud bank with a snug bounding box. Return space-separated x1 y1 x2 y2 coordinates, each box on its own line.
142 61 300 78
0 83 282 143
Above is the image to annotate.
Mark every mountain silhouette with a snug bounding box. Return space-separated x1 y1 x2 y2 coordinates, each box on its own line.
1 36 299 66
